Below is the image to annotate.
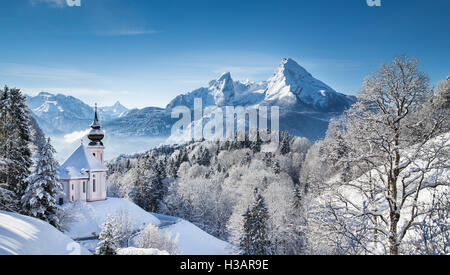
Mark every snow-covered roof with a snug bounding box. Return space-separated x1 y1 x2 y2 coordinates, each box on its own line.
58 145 108 180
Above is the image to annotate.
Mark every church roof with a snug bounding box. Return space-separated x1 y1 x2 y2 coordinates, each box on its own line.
58 144 108 180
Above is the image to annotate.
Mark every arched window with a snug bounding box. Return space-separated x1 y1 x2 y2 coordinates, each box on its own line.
83 182 86 193
93 180 96 193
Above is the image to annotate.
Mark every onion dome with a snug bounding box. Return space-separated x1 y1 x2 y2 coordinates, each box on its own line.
88 103 105 146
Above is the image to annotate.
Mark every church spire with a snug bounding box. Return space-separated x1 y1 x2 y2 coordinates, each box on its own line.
88 103 105 146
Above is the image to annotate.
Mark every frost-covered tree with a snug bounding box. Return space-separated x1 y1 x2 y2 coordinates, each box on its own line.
112 210 134 248
433 76 450 110
136 224 180 255
406 189 449 255
96 215 119 255
239 188 271 255
21 138 62 229
313 56 450 255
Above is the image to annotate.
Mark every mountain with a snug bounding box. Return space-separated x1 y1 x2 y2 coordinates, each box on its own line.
167 58 354 112
166 58 355 141
103 107 176 137
264 58 355 112
25 92 129 135
166 72 266 109
98 101 129 121
27 58 356 141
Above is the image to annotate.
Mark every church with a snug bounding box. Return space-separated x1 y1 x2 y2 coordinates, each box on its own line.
58 105 108 204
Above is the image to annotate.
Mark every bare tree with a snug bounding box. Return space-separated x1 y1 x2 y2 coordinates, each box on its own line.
316 56 449 255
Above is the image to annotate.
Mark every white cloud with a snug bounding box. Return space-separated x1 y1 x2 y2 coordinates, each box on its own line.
93 29 160 36
63 129 90 143
0 63 100 81
30 0 66 8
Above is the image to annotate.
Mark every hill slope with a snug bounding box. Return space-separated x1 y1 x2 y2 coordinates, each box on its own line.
0 211 91 255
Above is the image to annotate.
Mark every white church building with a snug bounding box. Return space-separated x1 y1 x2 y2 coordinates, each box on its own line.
58 105 108 204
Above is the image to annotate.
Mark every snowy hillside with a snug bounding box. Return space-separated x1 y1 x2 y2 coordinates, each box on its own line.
161 220 232 255
25 92 128 135
62 198 232 255
62 198 160 239
0 211 90 255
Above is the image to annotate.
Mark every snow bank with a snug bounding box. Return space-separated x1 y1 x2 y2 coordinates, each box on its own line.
162 220 232 255
0 211 90 255
117 247 169 255
63 198 160 239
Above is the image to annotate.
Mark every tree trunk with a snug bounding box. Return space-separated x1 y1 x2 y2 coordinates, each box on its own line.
389 211 400 255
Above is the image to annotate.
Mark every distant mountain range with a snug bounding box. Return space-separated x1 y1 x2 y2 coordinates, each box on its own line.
26 58 356 141
25 92 129 135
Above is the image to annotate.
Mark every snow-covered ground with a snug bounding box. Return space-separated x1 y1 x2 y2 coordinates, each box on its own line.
117 247 169 255
63 197 233 255
0 211 90 255
63 197 160 239
162 220 232 255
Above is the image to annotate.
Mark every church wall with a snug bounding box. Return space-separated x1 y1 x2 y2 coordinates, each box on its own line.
87 171 107 202
87 146 105 165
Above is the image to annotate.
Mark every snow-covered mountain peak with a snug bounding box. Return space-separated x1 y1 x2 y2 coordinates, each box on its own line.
277 58 312 79
264 58 353 111
37 91 54 98
208 72 235 106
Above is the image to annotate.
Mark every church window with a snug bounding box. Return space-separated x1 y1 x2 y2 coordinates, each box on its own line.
83 182 86 193
93 180 96 192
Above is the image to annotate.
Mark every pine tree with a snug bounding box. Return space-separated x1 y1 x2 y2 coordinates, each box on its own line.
239 207 253 255
0 153 14 211
0 86 32 209
250 129 262 153
130 155 167 212
239 188 272 255
96 215 119 255
21 138 63 229
279 131 291 155
130 157 154 211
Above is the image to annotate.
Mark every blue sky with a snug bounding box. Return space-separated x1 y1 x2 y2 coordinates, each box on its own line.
0 0 449 108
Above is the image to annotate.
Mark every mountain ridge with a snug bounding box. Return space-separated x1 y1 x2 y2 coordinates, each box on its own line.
26 58 356 142
25 92 129 135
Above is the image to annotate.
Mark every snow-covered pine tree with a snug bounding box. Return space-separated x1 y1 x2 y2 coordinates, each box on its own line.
130 155 167 212
0 86 33 209
250 129 262 153
130 157 154 211
239 207 253 255
239 188 272 255
21 138 63 229
96 215 119 255
279 131 291 155
0 154 14 211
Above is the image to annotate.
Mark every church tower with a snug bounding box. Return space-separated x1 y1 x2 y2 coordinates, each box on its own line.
87 103 105 165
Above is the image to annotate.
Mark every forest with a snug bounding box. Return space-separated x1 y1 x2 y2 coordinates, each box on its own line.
106 56 450 255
